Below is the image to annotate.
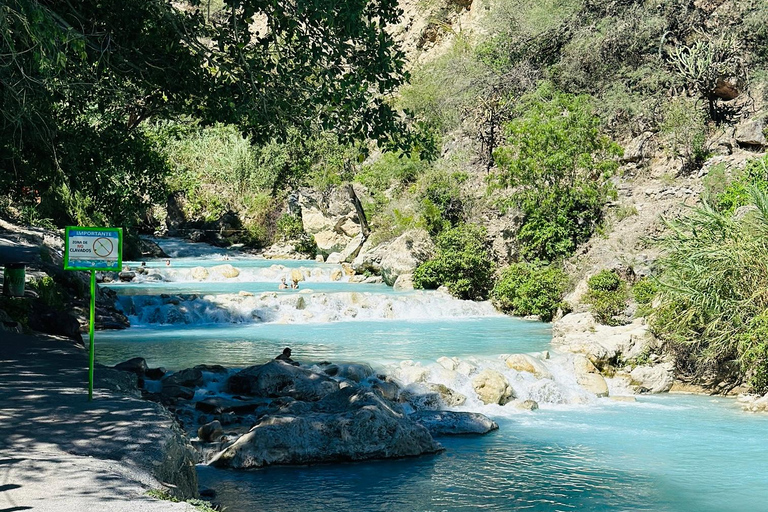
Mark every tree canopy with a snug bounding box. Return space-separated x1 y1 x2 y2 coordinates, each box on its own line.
0 0 408 226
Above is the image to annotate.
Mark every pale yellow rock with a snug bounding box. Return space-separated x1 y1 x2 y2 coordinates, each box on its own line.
330 269 343 281
610 396 637 402
505 354 552 379
238 291 254 297
211 264 240 278
341 262 355 276
191 266 209 281
573 355 609 397
290 268 305 282
472 369 515 405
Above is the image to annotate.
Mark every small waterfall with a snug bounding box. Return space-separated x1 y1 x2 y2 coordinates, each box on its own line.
382 351 627 412
117 290 503 326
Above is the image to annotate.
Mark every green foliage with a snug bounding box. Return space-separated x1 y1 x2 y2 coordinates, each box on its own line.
276 214 305 240
659 97 710 171
711 155 768 214
632 278 658 306
588 270 621 292
585 270 627 326
30 276 66 310
739 313 768 394
493 83 621 261
413 224 494 300
0 297 31 327
491 262 567 321
276 214 316 257
1 0 409 228
145 489 217 512
651 187 768 389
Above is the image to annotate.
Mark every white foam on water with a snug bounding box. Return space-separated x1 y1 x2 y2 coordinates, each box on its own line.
118 290 502 326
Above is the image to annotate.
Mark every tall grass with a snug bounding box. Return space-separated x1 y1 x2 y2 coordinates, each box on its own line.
652 187 768 390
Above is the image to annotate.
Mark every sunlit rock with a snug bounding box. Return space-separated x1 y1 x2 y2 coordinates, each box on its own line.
191 266 209 281
211 264 240 278
505 354 552 379
228 361 340 401
208 388 442 468
472 369 514 405
573 355 609 397
628 363 674 394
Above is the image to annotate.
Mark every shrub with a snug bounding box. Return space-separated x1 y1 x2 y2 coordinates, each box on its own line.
413 224 495 300
492 82 621 261
31 276 66 310
491 262 567 321
659 97 709 172
632 277 657 305
588 269 621 292
585 270 627 326
739 313 768 394
713 155 768 214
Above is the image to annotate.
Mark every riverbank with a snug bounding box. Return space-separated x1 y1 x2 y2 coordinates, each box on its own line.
0 331 200 511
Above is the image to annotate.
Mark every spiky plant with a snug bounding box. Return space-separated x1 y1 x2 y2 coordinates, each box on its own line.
652 187 768 390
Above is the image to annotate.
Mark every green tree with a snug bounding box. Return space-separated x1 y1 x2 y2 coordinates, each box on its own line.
492 82 621 261
0 0 409 227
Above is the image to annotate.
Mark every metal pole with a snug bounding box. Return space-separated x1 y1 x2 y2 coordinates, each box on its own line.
89 270 95 401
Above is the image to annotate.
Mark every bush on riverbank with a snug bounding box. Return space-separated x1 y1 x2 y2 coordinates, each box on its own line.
413 224 495 300
584 270 628 326
651 187 768 390
491 262 567 321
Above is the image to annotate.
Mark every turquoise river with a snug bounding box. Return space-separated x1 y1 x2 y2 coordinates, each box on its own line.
97 239 768 512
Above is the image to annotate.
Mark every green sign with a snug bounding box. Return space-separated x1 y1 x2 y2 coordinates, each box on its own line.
64 227 123 271
64 226 123 401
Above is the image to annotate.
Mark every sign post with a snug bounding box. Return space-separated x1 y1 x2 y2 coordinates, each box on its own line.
64 227 123 400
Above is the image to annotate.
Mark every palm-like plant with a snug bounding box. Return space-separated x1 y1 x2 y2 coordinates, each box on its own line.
653 187 768 390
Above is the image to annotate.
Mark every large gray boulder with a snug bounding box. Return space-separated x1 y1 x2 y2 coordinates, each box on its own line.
410 411 498 436
628 363 675 394
228 360 340 401
208 388 442 468
735 117 766 147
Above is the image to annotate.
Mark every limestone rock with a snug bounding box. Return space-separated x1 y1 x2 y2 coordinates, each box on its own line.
290 268 305 282
410 411 498 435
740 393 768 413
573 355 609 397
472 369 514 405
163 367 204 388
353 229 435 286
209 388 442 468
341 262 355 276
302 206 335 235
198 420 224 442
621 132 654 163
393 273 414 291
314 230 352 256
191 266 209 281
427 383 466 407
326 252 342 264
515 399 539 410
211 264 240 278
552 312 658 367
321 363 375 383
735 117 766 147
228 360 340 401
330 269 343 281
505 354 552 379
113 357 148 376
629 363 674 394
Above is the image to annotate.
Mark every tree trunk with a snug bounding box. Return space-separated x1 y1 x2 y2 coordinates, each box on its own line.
346 183 370 239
